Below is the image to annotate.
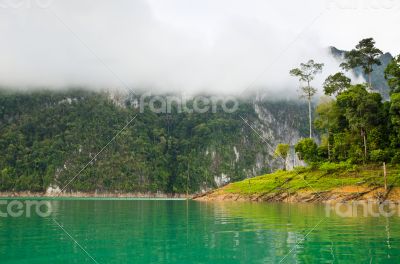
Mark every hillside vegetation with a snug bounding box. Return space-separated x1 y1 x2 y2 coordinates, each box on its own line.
196 163 400 202
0 89 308 194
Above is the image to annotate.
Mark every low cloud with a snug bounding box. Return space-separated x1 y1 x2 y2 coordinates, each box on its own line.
0 0 389 96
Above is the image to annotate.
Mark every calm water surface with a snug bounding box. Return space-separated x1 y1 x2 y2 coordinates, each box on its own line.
1 199 399 263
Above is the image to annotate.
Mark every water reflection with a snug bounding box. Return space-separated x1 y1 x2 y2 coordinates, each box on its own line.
207 201 400 263
0 199 399 263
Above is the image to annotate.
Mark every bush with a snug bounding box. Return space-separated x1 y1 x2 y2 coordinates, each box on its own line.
293 166 313 173
319 161 355 173
0 168 13 191
391 151 400 163
317 145 328 159
274 144 290 159
295 138 319 163
347 145 364 164
370 149 390 162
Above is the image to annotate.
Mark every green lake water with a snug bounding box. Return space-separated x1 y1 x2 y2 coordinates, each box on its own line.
1 199 400 263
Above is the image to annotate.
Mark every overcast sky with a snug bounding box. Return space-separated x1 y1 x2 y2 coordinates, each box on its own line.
0 0 399 94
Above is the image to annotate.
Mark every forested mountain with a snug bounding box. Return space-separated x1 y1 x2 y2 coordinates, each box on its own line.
0 89 308 194
1 43 396 195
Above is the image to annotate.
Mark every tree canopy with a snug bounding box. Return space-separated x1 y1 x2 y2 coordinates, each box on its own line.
340 38 383 87
323 72 351 96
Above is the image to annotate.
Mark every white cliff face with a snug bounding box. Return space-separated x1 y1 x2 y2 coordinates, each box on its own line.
254 103 301 148
233 146 239 162
106 88 129 108
204 101 308 184
46 185 61 195
131 98 139 109
214 173 230 187
284 146 306 171
58 97 76 105
255 153 264 169
250 102 305 173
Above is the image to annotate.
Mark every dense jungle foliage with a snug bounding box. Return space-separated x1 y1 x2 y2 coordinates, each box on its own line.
0 89 309 193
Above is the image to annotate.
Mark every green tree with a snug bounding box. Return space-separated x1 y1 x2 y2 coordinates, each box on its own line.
370 149 390 163
390 93 400 127
274 143 290 170
332 132 351 161
340 38 383 88
385 55 400 94
295 138 319 163
336 84 383 162
389 93 400 153
290 59 324 138
314 97 339 160
0 168 13 191
323 72 351 96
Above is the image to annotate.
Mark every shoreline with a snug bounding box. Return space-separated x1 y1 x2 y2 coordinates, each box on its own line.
194 185 400 203
0 191 193 199
2 186 400 203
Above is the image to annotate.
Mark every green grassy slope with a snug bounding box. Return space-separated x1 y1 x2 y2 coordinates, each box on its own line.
222 164 400 196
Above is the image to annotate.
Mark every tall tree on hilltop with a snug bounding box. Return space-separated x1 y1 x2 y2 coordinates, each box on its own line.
340 38 383 89
290 59 324 138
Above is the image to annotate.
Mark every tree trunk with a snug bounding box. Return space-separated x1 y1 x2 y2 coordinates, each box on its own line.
327 131 331 160
282 155 287 171
363 134 367 161
368 72 372 89
383 162 387 192
361 129 367 162
308 97 312 138
305 80 313 139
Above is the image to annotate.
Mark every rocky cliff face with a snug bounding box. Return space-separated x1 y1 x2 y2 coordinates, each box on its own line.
252 101 306 170
126 93 311 189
